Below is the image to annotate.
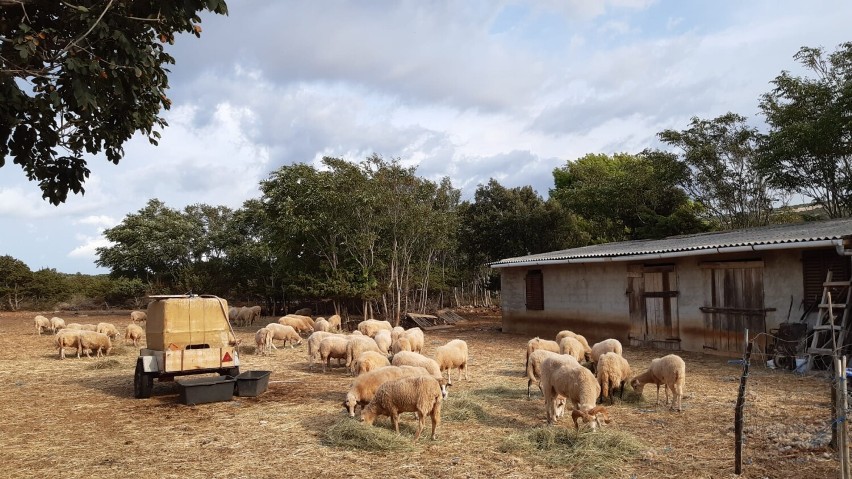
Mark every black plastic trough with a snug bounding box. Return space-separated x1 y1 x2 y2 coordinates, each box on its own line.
234 370 271 397
177 376 236 405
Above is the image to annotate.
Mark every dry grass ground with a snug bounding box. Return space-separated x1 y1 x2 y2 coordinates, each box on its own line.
0 309 843 478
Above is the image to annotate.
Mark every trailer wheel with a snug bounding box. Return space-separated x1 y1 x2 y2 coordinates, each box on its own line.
224 366 240 377
134 358 154 398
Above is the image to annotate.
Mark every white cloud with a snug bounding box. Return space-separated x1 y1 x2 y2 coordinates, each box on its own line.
68 235 112 260
75 215 116 228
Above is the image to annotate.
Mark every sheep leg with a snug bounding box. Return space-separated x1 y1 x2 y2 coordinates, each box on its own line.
655 384 661 408
391 412 401 435
414 412 425 442
619 380 625 400
527 379 532 400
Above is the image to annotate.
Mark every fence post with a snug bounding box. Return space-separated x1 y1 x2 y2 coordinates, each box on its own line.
735 329 752 475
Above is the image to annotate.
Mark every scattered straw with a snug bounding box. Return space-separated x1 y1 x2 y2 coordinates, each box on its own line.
443 394 488 422
86 358 123 370
323 418 415 452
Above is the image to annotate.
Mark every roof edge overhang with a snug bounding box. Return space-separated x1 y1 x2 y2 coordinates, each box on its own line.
489 239 845 269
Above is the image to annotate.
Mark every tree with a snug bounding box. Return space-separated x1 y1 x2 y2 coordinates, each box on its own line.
0 255 31 310
659 113 784 229
28 268 71 308
759 43 852 218
0 0 228 204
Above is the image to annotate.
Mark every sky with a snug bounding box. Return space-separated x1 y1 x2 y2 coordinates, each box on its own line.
1 0 851 275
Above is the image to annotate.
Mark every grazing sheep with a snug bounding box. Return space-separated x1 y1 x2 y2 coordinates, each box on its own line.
346 336 381 372
237 306 261 326
433 339 469 385
351 330 363 336
343 365 433 417
373 330 392 355
391 336 412 355
353 350 391 375
526 349 577 399
538 355 587 423
590 338 623 372
306 331 337 369
596 352 632 404
402 327 424 353
391 326 406 342
49 316 66 333
78 331 112 358
278 315 313 334
125 324 144 347
265 323 303 349
294 307 312 317
525 337 561 370
34 315 51 335
55 330 82 359
631 354 686 411
541 358 602 426
319 336 351 373
78 324 98 332
254 327 274 355
130 310 147 322
96 322 120 340
228 306 240 323
313 318 331 332
571 406 612 432
559 336 585 362
391 351 444 381
555 330 592 360
289 314 315 328
327 314 342 332
361 375 445 441
357 319 393 338
64 323 83 330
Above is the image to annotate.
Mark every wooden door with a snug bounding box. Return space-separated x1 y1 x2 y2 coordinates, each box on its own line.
628 265 680 346
701 261 767 353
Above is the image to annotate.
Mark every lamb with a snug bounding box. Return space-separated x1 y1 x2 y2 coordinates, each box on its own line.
306 331 337 369
78 331 112 358
353 350 391 375
277 315 313 334
313 318 331 332
590 338 623 371
319 336 351 373
357 319 393 338
96 322 120 340
391 335 412 355
49 316 66 333
525 337 561 370
596 352 632 404
559 336 585 362
342 364 433 417
265 323 303 349
571 406 612 432
391 351 444 381
540 357 604 426
327 314 342 331
125 323 145 347
346 335 381 372
630 354 686 411
130 310 147 322
402 327 424 353
360 375 445 441
55 329 82 359
555 330 592 360
34 315 51 335
525 349 578 399
254 327 274 355
433 339 469 385
373 330 392 355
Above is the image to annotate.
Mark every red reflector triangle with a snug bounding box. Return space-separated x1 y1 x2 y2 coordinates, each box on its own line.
222 352 232 362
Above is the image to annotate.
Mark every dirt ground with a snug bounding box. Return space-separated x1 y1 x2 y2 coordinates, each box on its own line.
0 309 843 478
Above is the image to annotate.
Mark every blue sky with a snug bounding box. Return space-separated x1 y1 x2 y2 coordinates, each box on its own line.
1 0 850 274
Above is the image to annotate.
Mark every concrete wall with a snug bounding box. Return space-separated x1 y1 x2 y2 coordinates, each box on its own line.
500 248 811 355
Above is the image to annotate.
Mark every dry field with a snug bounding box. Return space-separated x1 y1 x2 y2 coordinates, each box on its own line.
0 309 843 478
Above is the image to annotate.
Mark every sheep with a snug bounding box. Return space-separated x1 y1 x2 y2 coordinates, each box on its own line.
289 314 315 328
525 337 560 370
96 322 119 340
254 327 274 355
78 331 112 358
264 323 303 349
540 357 603 426
360 375 445 441
64 323 83 330
228 306 240 323
555 330 592 360
525 349 578 399
559 336 585 362
55 330 82 359
313 318 331 332
237 306 262 326
353 350 391 375
538 355 587 423
294 307 312 317
391 335 412 355
571 406 612 432
78 324 98 332
346 336 381 372
357 319 393 338
373 330 392 355
590 338 623 371
351 330 363 336
343 365 434 417
306 331 338 369
319 336 351 373
630 354 686 411
130 310 147 322
391 351 444 381
327 314 342 331
402 327 424 353
49 316 66 333
596 352 632 405
391 326 406 342
433 339 469 385
34 315 51 335
277 315 313 334
125 323 144 347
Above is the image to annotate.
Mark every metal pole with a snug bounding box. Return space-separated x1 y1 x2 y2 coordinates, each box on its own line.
735 329 751 475
842 356 850 479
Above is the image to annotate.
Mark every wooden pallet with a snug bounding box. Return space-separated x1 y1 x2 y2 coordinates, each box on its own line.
436 309 464 324
404 312 456 331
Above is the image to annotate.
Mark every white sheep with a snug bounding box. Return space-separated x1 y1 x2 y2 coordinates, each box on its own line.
254 327 274 355
130 310 147 322
590 338 623 371
402 327 424 353
313 318 331 332
306 331 337 369
525 337 561 370
353 350 391 375
64 323 83 330
55 329 82 359
343 364 432 417
360 375 445 441
265 323 303 349
391 335 412 355
596 352 632 404
319 336 351 373
559 336 585 362
555 330 592 360
391 326 406 342
540 357 604 427
373 330 392 355
49 316 66 333
630 354 686 411
525 349 577 399
357 319 393 338
277 315 313 334
433 339 469 385
78 324 98 332
125 323 144 347
96 322 120 340
292 314 315 329
391 351 444 381
78 331 112 358
346 336 381 372
327 314 342 331
34 315 51 335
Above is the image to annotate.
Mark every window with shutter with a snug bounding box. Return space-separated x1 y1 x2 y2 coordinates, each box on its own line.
525 270 544 310
802 249 851 308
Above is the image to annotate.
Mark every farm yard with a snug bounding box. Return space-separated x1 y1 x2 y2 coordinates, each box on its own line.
0 309 842 479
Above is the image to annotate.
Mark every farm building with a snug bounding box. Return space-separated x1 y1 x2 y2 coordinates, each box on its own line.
491 218 852 356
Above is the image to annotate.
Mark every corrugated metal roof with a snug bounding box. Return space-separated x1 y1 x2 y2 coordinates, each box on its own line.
490 217 852 267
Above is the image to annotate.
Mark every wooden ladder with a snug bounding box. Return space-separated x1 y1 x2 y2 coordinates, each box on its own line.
806 271 852 370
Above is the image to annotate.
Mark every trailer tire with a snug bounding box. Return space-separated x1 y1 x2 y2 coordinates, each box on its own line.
224 366 240 377
134 358 154 398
